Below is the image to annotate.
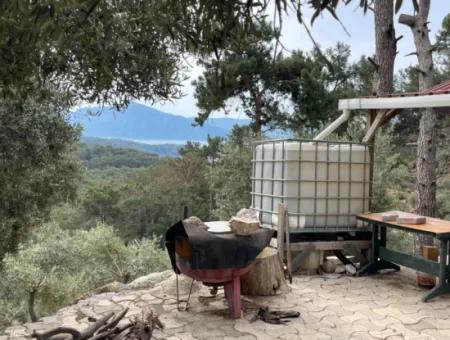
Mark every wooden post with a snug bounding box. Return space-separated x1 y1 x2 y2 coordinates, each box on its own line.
368 109 376 212
284 210 292 279
277 203 285 263
182 206 189 219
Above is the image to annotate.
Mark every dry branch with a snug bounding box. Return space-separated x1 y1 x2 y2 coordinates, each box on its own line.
31 308 163 340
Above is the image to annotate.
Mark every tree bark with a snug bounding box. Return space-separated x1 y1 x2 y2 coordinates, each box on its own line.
367 1 397 212
250 87 262 136
373 0 397 95
399 0 437 257
243 78 262 136
241 247 287 296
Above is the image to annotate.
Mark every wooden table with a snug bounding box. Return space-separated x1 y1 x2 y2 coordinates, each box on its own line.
356 212 450 302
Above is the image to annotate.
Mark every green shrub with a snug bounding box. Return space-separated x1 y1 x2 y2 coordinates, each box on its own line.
0 223 169 331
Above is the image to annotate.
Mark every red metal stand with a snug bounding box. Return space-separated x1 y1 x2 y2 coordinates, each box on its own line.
176 255 250 318
224 276 242 318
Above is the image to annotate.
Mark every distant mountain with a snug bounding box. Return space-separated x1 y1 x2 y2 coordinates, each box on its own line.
72 102 250 141
81 137 180 158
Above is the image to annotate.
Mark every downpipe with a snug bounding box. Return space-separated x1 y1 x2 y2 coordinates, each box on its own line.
313 109 351 141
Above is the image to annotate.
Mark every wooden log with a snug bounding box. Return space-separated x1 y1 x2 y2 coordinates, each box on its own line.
241 247 287 296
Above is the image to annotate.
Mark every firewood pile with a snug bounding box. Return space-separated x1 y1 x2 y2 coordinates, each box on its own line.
31 308 163 340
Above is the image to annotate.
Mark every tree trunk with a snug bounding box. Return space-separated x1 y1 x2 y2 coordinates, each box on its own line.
367 1 397 212
373 0 397 95
241 247 287 296
243 78 262 136
28 289 38 322
252 89 263 136
399 0 437 257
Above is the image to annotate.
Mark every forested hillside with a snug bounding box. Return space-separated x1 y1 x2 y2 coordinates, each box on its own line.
77 144 160 169
81 137 181 157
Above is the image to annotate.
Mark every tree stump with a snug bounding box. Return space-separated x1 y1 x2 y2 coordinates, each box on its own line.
241 247 287 296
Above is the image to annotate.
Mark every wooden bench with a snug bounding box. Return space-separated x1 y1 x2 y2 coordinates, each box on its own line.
356 212 450 302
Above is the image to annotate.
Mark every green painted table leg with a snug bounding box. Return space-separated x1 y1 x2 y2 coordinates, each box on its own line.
357 224 380 276
422 239 450 302
356 224 400 276
378 225 400 271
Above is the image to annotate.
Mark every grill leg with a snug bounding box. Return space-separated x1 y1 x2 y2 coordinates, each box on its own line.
224 277 242 319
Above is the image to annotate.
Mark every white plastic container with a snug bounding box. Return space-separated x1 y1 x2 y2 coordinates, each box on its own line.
251 140 371 231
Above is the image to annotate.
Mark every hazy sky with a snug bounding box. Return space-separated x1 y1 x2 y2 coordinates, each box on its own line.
150 1 449 118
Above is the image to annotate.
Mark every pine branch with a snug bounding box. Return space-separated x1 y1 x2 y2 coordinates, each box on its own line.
367 57 379 71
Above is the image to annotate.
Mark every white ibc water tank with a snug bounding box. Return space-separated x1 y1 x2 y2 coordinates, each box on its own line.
251 140 371 232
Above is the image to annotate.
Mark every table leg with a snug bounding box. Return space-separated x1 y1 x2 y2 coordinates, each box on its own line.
378 225 400 272
422 239 450 302
357 224 379 276
357 224 400 276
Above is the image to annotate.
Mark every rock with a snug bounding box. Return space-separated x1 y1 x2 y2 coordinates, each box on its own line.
335 265 346 274
345 264 357 275
183 216 208 229
235 208 260 220
229 217 260 235
229 209 261 235
320 260 337 274
159 274 202 297
73 281 126 303
126 270 173 290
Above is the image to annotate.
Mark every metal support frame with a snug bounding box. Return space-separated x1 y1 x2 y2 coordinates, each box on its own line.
356 220 450 302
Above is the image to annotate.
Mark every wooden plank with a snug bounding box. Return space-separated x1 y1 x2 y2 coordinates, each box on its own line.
291 245 316 273
284 210 292 279
277 204 285 263
362 110 388 143
358 212 450 237
380 108 401 127
289 240 371 252
379 246 440 276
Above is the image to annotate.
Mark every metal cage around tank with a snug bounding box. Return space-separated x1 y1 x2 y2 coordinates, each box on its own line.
251 139 373 233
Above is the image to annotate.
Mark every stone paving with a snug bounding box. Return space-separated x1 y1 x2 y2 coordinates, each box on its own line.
3 268 450 340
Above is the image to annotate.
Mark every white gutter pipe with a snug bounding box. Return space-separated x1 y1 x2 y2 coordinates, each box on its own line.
338 93 450 110
313 109 351 141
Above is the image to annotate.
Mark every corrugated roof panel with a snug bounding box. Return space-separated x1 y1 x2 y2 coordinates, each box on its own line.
423 80 450 94
365 80 450 98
